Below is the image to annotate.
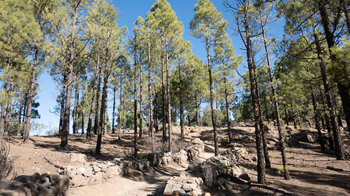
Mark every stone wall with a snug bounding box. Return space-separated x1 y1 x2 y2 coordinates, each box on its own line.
0 173 69 196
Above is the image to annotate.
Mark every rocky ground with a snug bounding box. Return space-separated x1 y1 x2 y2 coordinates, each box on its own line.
1 125 350 196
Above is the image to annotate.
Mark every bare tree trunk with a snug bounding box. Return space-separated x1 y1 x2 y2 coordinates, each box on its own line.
112 86 116 134
139 58 143 139
178 62 184 140
161 55 166 143
195 94 200 126
61 0 81 147
241 8 266 183
23 48 38 142
17 95 24 136
310 84 325 151
134 49 138 158
148 41 153 138
72 79 80 134
312 13 345 159
205 37 218 156
96 67 109 154
223 70 232 142
118 69 124 140
94 55 102 135
0 61 10 145
262 26 287 178
154 87 159 133
4 81 14 135
59 76 66 137
166 47 172 152
87 65 98 139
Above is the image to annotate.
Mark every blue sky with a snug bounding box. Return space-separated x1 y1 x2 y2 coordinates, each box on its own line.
32 0 285 135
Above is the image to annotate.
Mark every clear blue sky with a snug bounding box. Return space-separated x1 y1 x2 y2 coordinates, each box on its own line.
32 0 284 135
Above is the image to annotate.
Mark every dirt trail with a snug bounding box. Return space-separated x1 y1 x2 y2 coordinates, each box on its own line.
5 126 350 196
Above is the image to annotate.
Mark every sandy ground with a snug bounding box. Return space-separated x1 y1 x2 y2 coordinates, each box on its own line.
4 125 350 196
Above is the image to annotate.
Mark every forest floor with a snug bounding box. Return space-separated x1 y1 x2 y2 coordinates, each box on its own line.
4 125 350 196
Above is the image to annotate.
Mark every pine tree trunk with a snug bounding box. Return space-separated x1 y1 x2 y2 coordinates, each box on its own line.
262 27 287 178
118 69 124 140
0 61 10 144
224 70 232 142
161 55 166 143
243 10 266 183
86 65 97 139
59 76 66 137
94 56 102 136
61 0 80 147
139 59 143 139
72 79 80 134
312 11 345 159
179 62 184 140
134 42 138 158
195 94 200 126
23 48 38 142
17 95 24 136
205 37 218 156
112 86 116 134
4 81 14 135
148 41 153 138
154 87 159 133
96 68 109 154
166 47 172 152
310 84 325 151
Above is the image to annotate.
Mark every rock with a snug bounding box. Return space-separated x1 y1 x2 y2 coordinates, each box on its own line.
192 138 204 145
164 176 203 196
68 153 87 163
204 145 215 153
91 172 103 183
70 174 89 187
82 165 93 177
306 133 316 143
92 165 101 173
106 165 121 178
0 173 69 196
200 152 251 188
164 183 186 195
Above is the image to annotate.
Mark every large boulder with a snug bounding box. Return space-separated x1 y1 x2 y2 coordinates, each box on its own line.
200 153 250 189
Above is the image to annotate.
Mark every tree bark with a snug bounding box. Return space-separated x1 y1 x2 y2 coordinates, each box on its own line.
161 55 166 143
96 68 109 154
166 46 172 152
205 36 219 156
61 0 81 147
4 81 14 135
72 79 80 134
312 10 345 159
147 41 153 138
242 8 266 183
0 61 10 145
223 69 232 142
112 86 116 134
59 76 66 137
94 55 102 135
262 26 288 178
23 48 38 142
179 61 184 140
139 56 143 139
134 47 138 158
310 84 325 151
86 65 97 139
